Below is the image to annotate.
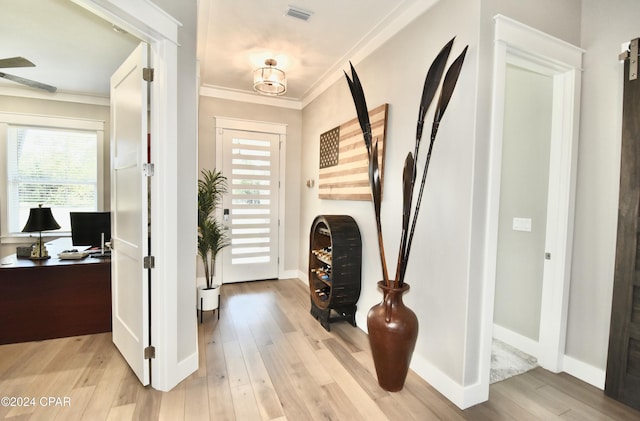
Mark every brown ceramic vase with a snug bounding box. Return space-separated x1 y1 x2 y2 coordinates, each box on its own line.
367 280 418 392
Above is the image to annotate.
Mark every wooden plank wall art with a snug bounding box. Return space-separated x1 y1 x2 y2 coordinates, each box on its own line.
318 103 388 200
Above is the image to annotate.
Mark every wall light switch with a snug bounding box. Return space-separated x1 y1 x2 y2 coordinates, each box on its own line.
512 217 532 232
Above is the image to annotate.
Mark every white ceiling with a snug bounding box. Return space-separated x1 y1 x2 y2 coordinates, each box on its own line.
1 0 436 103
0 0 139 97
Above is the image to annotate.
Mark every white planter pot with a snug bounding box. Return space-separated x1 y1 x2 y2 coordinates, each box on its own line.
197 285 220 311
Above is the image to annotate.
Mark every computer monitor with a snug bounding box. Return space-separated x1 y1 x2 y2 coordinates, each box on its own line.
70 212 111 248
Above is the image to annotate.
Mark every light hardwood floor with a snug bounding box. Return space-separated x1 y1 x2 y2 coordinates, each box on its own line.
1 278 639 420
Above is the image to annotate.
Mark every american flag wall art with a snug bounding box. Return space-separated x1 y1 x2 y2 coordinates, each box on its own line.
318 103 388 200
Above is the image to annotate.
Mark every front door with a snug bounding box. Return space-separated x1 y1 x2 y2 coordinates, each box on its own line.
110 42 150 385
220 128 280 283
605 39 640 410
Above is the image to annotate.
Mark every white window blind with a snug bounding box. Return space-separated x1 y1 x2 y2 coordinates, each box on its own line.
1 115 104 237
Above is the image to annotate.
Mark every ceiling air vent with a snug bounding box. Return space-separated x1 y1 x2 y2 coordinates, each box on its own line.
285 6 313 21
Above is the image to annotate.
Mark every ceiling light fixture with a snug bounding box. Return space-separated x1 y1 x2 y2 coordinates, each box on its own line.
253 59 287 96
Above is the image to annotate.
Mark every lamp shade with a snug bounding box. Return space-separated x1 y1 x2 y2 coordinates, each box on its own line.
22 205 61 233
253 58 286 96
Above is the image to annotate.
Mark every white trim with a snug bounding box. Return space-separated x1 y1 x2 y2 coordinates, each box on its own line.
493 15 585 68
562 355 606 390
74 0 196 393
301 0 440 107
538 66 582 372
480 14 583 401
214 116 288 134
199 1 441 108
0 113 105 238
297 269 308 284
493 324 540 359
71 0 181 46
277 132 287 279
200 85 302 110
0 86 110 106
0 112 105 130
411 353 486 409
278 269 299 280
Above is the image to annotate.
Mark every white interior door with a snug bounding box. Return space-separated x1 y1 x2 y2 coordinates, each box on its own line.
110 42 150 385
220 128 280 283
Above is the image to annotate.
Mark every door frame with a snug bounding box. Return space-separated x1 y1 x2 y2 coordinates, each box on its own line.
214 117 287 282
72 0 196 391
481 15 583 389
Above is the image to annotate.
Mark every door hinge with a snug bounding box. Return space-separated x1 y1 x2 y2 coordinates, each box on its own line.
143 163 155 176
144 346 156 359
144 255 155 269
143 67 154 82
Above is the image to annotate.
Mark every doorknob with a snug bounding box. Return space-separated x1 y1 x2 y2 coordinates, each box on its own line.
545 252 551 260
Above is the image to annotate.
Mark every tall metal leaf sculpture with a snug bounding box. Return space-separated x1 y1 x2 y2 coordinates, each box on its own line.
344 39 468 289
345 64 389 286
395 37 455 285
400 45 468 285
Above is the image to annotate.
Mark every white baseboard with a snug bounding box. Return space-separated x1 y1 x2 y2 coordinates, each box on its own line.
278 269 299 279
562 355 605 389
296 269 308 283
410 353 488 409
493 324 606 390
291 269 488 409
493 324 540 358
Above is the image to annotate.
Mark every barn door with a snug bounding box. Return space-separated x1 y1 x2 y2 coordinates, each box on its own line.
605 38 640 410
110 42 151 385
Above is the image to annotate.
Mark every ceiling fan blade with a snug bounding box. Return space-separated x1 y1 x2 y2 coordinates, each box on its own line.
0 72 57 93
0 57 35 69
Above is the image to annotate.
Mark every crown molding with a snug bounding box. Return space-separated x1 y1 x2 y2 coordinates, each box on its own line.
300 0 441 108
198 0 440 110
0 86 110 106
199 85 303 110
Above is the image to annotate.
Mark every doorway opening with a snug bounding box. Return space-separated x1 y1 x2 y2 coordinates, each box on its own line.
481 15 583 391
491 62 554 382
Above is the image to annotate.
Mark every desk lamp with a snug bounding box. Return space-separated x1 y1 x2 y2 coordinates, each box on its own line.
22 204 61 259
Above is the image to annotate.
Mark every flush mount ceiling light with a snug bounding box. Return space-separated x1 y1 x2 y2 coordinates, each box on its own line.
253 58 287 96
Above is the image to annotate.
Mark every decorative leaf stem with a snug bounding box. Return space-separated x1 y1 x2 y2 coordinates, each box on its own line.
395 37 455 286
344 39 468 289
400 46 468 285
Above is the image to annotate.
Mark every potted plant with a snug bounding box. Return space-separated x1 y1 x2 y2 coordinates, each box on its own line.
197 168 230 312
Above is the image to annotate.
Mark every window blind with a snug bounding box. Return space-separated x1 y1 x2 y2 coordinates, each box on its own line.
7 126 98 233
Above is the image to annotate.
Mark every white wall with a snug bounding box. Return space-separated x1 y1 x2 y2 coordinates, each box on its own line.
566 0 640 372
150 0 199 373
300 0 583 408
301 0 480 400
193 0 638 405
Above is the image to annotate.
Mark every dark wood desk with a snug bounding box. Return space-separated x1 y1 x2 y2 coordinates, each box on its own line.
0 238 111 344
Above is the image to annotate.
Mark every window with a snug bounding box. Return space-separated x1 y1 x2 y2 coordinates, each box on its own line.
0 113 104 238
